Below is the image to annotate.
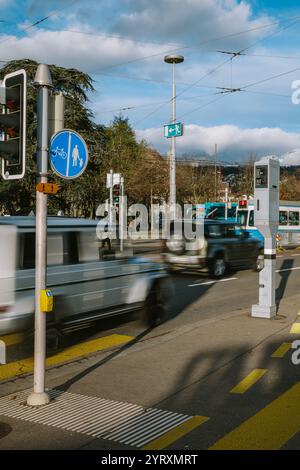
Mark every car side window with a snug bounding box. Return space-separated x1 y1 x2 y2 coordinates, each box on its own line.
19 232 35 269
207 225 222 238
47 233 63 266
279 211 288 225
63 232 79 265
249 210 254 227
289 211 299 226
19 232 64 268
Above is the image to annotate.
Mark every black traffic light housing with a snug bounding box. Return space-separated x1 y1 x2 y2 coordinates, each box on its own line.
113 184 120 207
0 69 27 180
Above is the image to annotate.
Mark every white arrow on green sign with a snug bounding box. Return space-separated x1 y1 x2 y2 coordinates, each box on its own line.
164 122 184 138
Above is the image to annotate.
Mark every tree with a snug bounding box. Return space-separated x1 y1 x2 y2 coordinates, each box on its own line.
0 59 108 217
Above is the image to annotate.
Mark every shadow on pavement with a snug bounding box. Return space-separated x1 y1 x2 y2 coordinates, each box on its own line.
276 258 294 306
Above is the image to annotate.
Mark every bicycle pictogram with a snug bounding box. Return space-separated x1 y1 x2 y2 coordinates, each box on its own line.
51 146 67 159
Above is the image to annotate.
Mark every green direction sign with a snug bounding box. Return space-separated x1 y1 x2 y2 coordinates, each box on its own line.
164 122 184 138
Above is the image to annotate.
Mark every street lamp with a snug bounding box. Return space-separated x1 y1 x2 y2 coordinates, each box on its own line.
164 54 184 219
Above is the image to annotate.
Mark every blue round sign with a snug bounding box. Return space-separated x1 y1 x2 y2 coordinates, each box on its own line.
50 129 88 179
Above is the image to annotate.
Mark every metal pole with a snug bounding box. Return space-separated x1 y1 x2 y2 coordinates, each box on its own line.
109 169 113 226
214 144 217 202
225 186 228 220
27 64 52 407
170 62 176 218
120 176 124 252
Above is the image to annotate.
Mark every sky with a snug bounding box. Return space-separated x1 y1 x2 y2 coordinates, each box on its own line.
1 0 300 163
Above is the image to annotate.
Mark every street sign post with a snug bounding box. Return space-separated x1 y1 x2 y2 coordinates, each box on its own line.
164 122 183 138
50 129 88 179
27 64 52 408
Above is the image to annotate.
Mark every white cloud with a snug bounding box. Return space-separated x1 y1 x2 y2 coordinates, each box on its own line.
0 28 165 71
113 0 272 49
136 124 300 164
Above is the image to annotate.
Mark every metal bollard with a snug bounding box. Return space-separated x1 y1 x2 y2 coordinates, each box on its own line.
0 340 6 364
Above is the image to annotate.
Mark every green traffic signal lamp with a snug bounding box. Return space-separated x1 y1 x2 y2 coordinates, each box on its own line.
113 184 120 206
0 69 27 180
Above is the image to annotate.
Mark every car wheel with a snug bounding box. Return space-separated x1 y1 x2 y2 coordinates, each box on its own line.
141 280 170 327
209 256 226 279
254 252 264 272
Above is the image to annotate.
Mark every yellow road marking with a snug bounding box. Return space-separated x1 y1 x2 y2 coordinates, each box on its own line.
0 334 133 381
0 333 24 346
210 382 300 450
143 416 209 450
271 342 291 358
230 369 267 394
290 323 300 334
297 310 300 316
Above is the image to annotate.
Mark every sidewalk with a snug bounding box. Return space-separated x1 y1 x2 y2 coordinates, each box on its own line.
0 293 300 450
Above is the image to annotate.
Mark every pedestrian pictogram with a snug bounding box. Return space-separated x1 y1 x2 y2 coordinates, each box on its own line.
50 129 88 179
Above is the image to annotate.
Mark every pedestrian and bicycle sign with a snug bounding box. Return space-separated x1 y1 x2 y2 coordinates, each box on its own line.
50 129 88 179
164 122 184 138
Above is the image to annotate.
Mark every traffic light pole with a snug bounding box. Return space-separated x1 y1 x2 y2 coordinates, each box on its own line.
109 169 113 226
120 176 125 252
27 65 53 407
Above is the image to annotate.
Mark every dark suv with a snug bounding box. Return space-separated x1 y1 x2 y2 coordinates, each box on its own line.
163 220 264 278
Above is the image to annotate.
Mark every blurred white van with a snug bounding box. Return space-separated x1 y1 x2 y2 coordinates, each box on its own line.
0 216 169 335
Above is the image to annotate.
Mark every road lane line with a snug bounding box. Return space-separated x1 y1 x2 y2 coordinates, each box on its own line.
271 342 291 358
142 416 209 450
188 277 238 288
0 334 133 381
290 323 300 334
0 333 24 346
276 266 300 273
291 253 300 256
230 369 267 394
210 382 300 450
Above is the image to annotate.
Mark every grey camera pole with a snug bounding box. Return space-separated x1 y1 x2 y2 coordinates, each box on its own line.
27 64 53 407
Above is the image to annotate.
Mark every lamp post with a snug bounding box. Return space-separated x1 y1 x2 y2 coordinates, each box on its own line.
164 54 184 219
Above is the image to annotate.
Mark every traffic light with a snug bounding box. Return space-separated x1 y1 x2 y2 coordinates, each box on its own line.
0 69 27 180
113 184 120 208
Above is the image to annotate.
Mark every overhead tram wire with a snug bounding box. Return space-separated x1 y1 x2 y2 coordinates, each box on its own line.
0 0 82 48
96 91 221 115
166 15 300 124
133 15 300 127
40 14 300 75
46 16 300 77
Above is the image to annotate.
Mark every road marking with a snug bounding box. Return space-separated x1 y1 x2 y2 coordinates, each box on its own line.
0 333 24 346
0 334 133 381
0 388 200 448
276 266 300 273
230 369 267 394
292 253 300 256
188 277 238 288
210 382 300 450
271 342 291 358
290 323 300 334
142 416 209 450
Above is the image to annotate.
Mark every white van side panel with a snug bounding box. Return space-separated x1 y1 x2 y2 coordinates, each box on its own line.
0 225 17 307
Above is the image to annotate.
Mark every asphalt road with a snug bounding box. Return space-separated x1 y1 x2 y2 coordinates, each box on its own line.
50 249 300 345
1 249 300 450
